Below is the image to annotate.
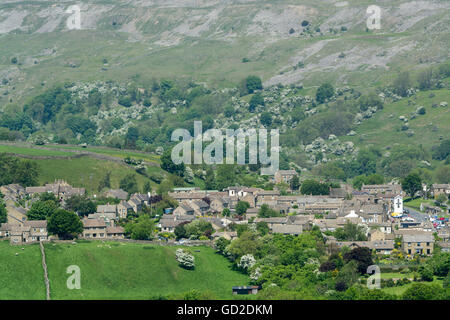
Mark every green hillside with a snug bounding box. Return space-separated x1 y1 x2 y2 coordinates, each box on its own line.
0 240 250 300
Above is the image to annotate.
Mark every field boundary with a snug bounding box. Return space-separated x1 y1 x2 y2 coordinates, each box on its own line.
40 241 51 300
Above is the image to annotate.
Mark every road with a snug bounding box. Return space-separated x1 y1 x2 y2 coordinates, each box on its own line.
404 206 428 223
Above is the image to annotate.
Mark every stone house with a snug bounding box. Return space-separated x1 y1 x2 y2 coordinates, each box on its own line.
0 220 48 245
104 189 128 200
26 180 85 200
117 200 134 219
430 184 450 197
402 234 435 256
274 170 298 184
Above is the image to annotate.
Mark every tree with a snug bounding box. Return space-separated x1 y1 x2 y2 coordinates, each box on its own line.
417 68 433 90
419 265 434 282
174 221 189 239
215 237 231 254
204 167 216 190
402 283 446 300
300 179 329 195
47 209 83 240
316 83 334 103
118 96 132 107
343 247 374 274
119 174 139 194
249 93 264 111
401 172 422 197
260 112 272 127
235 201 250 216
125 127 139 149
0 202 7 224
161 149 185 177
124 215 154 240
256 221 270 236
435 193 447 206
257 204 281 218
334 222 367 241
290 175 300 190
245 76 263 94
218 208 230 219
27 200 58 220
393 72 411 97
65 195 96 217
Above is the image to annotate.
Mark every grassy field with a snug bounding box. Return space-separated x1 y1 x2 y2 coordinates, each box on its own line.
381 278 444 296
341 88 450 154
44 241 249 300
33 157 154 194
0 145 74 157
0 241 46 300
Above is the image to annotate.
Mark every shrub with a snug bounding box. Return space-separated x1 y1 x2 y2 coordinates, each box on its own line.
175 249 195 269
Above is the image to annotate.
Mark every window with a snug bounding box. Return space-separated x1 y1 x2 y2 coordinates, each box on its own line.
408 242 411 247
417 242 421 247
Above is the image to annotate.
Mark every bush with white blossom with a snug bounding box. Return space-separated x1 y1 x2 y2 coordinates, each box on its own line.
175 248 195 269
238 254 256 272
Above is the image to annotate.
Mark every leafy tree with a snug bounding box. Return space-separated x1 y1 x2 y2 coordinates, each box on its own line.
227 231 262 262
257 204 281 218
0 202 7 224
124 215 154 240
125 127 140 149
245 76 263 94
204 167 216 190
334 222 367 241
260 112 272 127
393 72 411 97
417 68 433 90
256 221 270 236
118 96 132 107
359 92 383 111
47 209 83 240
290 175 300 190
402 283 446 300
119 174 139 194
401 172 422 197
65 195 96 217
316 83 334 103
300 179 329 195
27 200 58 220
222 208 231 217
343 247 373 274
235 201 250 216
161 149 185 177
419 265 434 282
249 93 264 111
215 237 231 254
184 220 214 239
215 165 236 190
435 193 447 205
174 221 189 239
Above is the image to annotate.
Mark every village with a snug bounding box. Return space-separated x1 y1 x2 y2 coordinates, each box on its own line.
0 170 449 260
